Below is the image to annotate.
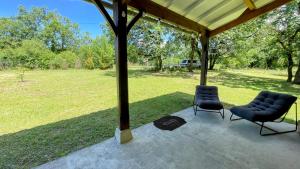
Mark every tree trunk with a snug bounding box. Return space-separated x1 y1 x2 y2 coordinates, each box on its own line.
293 61 300 84
209 55 218 70
156 56 162 71
287 52 293 82
188 37 195 72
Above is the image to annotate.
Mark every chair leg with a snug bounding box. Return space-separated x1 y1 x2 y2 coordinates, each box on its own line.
257 122 297 136
194 106 224 119
193 105 197 116
295 103 298 131
222 109 225 119
258 103 298 136
230 113 243 121
219 109 225 119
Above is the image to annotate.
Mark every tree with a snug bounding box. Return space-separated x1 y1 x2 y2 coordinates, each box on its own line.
41 11 80 53
208 32 233 70
129 21 167 71
168 29 196 71
0 6 80 53
291 1 300 84
266 1 300 82
0 6 83 69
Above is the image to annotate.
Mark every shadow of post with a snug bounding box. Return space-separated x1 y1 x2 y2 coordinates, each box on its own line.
0 92 193 169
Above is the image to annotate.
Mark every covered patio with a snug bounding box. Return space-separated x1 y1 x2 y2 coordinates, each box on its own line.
35 0 300 168
36 108 300 169
80 0 293 144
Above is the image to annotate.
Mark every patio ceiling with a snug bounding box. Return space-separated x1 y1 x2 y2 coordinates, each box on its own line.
151 0 283 34
85 0 291 36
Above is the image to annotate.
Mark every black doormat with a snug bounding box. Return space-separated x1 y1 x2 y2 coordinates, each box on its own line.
153 115 186 131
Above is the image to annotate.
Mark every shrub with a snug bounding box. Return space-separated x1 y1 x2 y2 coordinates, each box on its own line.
58 51 78 68
74 58 82 69
15 39 54 69
50 51 78 69
0 48 14 69
85 57 95 70
78 36 114 70
92 36 114 69
49 55 66 69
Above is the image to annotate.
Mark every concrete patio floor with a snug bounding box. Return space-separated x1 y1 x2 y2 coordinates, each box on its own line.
36 107 300 169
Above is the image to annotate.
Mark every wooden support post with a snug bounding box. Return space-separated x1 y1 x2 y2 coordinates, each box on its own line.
200 31 209 85
93 0 143 144
113 0 133 144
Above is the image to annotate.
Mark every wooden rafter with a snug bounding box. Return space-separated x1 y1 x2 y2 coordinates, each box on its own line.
86 0 291 37
126 0 208 33
92 0 117 35
127 10 143 34
209 0 292 37
244 0 257 10
85 0 196 34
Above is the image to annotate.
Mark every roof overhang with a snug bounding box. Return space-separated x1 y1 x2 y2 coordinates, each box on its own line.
84 0 292 37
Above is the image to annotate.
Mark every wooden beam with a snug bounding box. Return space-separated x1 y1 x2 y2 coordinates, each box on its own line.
209 0 291 37
85 0 195 34
126 0 208 33
200 31 209 85
244 0 256 10
92 0 117 35
127 10 143 34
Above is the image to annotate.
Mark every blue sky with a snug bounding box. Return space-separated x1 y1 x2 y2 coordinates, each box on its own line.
0 0 108 37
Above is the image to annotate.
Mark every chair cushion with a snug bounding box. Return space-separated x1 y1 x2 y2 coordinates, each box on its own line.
194 85 223 110
230 91 297 122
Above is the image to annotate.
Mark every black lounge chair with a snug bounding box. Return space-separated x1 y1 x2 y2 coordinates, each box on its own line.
193 85 224 119
230 91 298 136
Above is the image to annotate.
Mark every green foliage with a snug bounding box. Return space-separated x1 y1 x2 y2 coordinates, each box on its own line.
0 6 115 70
50 51 78 69
79 36 114 70
128 45 141 64
92 36 114 69
129 21 168 71
14 39 54 69
0 48 14 69
85 56 95 70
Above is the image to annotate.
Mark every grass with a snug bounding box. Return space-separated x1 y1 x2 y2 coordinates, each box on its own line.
0 67 299 169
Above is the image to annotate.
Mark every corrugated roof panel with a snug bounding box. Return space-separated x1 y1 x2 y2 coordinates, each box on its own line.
255 0 274 8
207 0 247 29
152 0 277 31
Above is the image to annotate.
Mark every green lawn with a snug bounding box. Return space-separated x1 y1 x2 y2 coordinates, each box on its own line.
0 68 299 169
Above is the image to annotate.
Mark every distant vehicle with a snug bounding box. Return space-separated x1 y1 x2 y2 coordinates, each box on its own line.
179 59 201 68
